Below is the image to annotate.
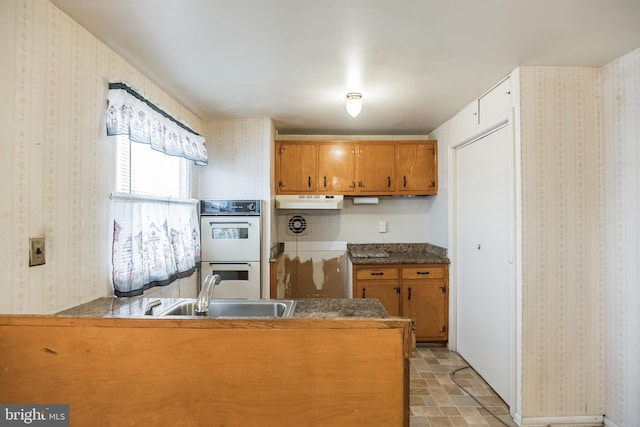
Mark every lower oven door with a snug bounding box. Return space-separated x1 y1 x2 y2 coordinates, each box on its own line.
201 262 261 299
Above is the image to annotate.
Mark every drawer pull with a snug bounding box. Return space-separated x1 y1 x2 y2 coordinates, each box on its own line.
370 272 384 276
417 271 430 275
407 287 412 300
362 288 366 298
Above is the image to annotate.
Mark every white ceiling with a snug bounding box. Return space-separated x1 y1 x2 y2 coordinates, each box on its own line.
51 0 640 135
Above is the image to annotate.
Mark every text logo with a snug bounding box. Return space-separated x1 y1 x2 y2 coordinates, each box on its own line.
0 405 69 426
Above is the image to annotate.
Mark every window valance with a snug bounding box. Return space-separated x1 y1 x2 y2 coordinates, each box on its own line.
106 82 208 165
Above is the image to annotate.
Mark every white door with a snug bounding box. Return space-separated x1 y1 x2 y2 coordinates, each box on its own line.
456 125 514 405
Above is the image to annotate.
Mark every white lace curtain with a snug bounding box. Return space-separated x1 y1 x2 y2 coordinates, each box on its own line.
106 82 205 297
106 82 208 165
112 199 201 297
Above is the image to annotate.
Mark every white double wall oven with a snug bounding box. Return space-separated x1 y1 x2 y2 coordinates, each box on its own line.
200 200 262 299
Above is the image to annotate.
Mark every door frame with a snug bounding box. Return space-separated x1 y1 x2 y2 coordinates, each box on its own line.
447 113 521 415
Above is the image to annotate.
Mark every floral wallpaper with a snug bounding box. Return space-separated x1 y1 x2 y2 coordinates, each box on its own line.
0 0 202 313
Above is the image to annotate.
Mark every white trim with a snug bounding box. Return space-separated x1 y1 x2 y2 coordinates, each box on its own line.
603 417 620 427
110 192 198 205
454 120 508 150
520 415 604 426
284 241 347 252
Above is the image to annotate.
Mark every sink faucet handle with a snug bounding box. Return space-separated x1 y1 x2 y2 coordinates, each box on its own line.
144 299 162 315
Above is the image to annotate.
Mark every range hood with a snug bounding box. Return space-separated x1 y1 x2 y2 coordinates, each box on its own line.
275 195 344 210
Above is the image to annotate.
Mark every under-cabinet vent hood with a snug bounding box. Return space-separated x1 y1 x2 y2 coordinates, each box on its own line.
275 195 344 210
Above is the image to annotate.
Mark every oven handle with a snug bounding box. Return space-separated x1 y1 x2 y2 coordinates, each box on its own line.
207 262 251 265
208 221 252 226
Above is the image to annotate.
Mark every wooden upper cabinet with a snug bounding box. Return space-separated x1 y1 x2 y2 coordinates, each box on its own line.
355 143 396 194
276 142 317 193
318 143 356 193
275 140 438 196
396 141 438 195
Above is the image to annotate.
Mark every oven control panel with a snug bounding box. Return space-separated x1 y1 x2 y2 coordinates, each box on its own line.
201 200 261 216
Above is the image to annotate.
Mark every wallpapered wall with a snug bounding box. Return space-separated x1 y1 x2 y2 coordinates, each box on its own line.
0 0 202 314
602 48 640 427
198 118 272 201
428 66 607 423
197 118 275 298
518 67 605 421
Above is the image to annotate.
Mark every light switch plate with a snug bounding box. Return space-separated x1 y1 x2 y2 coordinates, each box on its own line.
29 237 46 266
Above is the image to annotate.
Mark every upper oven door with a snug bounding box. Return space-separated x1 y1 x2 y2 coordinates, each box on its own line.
200 216 261 261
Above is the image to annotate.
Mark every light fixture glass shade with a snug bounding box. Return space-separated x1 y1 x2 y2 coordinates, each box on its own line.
345 92 362 117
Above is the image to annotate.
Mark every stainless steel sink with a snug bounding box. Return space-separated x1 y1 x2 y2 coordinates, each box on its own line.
154 299 296 318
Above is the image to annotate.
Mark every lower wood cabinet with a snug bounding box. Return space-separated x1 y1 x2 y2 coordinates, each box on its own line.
353 263 449 342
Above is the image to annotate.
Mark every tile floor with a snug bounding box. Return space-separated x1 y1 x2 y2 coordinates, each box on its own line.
410 344 518 427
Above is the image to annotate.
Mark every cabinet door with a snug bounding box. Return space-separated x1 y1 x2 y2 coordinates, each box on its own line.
397 142 437 195
276 143 317 193
403 281 448 341
478 76 511 130
355 143 396 193
355 282 402 317
318 143 356 193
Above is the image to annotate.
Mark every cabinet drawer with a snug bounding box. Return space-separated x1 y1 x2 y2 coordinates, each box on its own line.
401 266 445 280
355 267 398 280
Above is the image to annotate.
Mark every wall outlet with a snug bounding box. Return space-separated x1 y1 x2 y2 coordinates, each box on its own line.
378 221 387 233
29 237 46 266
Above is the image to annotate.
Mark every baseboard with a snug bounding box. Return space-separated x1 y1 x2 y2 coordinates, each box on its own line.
519 415 604 426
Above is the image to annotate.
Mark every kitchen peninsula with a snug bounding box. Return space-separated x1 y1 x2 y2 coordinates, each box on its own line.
0 298 412 427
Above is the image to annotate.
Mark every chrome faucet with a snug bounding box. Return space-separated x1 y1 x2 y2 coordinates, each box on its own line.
144 299 162 315
195 273 221 315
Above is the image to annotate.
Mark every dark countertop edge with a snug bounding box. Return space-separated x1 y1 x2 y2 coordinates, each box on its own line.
55 297 389 319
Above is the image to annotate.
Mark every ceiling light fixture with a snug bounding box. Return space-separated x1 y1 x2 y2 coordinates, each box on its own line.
345 92 362 118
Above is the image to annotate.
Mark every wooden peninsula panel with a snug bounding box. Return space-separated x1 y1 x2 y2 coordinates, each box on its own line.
0 316 412 427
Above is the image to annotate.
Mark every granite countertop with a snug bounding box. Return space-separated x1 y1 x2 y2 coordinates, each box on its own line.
56 297 389 319
347 243 450 265
292 298 388 318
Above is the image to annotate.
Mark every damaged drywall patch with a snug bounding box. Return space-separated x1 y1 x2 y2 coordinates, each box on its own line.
284 253 348 298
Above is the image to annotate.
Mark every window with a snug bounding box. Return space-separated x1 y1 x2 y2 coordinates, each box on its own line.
115 135 192 199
